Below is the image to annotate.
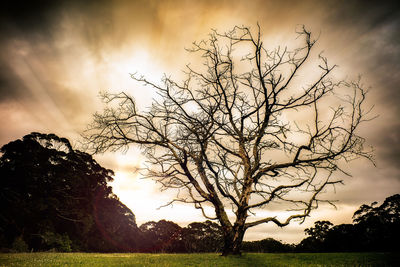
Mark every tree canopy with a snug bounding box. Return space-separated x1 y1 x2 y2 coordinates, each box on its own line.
0 132 140 252
298 194 400 252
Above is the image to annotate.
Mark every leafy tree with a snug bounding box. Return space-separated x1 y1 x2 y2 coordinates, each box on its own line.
85 25 374 255
182 221 223 252
242 238 293 253
0 132 140 252
298 220 333 252
323 223 358 252
297 194 400 252
304 220 334 241
351 194 400 251
138 220 224 253
353 194 400 225
139 220 184 252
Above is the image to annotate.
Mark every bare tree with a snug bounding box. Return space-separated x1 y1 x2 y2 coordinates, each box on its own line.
84 25 374 255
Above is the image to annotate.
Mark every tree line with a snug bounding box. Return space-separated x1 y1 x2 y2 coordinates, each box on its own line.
1 133 398 253
297 193 400 252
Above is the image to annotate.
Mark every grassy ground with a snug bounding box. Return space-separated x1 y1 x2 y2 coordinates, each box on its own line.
0 252 399 266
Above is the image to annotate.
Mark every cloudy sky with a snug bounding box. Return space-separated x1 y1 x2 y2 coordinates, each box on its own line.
1 0 399 243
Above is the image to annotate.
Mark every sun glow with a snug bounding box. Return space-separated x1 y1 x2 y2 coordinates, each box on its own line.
110 170 209 226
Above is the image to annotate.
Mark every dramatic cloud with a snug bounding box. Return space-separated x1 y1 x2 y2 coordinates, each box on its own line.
1 0 399 243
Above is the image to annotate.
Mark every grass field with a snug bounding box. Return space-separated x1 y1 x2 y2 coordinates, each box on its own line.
0 252 399 266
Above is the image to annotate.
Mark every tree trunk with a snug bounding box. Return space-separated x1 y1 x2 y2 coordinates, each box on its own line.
221 226 245 256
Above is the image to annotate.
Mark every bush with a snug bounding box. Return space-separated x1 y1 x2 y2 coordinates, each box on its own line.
42 232 72 252
11 236 29 252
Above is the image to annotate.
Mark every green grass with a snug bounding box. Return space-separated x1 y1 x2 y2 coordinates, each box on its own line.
0 252 399 266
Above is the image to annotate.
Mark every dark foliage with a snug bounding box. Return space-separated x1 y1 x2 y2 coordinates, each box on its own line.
297 194 400 252
297 220 334 252
182 221 223 253
242 238 294 253
0 132 140 252
139 220 184 253
138 220 223 253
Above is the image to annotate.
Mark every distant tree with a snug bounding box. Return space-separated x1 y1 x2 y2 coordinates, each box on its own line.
139 220 184 252
298 220 333 252
352 194 400 225
138 220 224 253
182 221 223 252
242 238 293 253
85 25 374 255
323 223 358 252
297 194 400 252
0 132 140 252
304 220 334 242
351 194 400 251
